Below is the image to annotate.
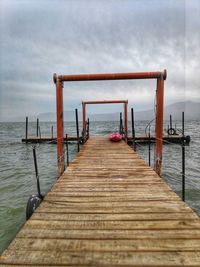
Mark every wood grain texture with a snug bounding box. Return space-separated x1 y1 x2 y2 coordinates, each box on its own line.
1 136 200 266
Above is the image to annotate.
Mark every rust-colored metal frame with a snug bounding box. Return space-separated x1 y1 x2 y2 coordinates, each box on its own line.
53 70 167 177
82 100 128 140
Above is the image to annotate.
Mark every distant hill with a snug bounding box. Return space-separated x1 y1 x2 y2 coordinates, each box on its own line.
4 101 200 122
88 101 200 121
132 101 200 121
164 101 200 120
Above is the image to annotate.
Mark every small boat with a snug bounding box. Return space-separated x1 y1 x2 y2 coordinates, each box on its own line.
109 132 122 142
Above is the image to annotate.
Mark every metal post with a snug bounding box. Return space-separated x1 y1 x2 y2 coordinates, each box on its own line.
119 113 122 134
148 127 151 167
51 126 53 139
75 109 80 152
124 102 128 142
38 126 41 139
32 146 42 198
66 134 69 167
87 118 90 138
82 102 86 140
131 108 136 151
36 118 39 137
182 111 185 201
55 78 65 177
155 75 164 176
170 114 172 129
25 116 28 143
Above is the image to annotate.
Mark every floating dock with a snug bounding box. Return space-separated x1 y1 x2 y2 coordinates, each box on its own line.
1 137 200 266
21 134 190 144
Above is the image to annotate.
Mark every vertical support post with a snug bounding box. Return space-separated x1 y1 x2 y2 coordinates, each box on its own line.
32 146 42 199
131 108 136 151
66 134 69 167
75 109 80 152
38 126 41 139
56 78 65 177
51 126 53 139
87 118 90 138
82 102 86 140
148 127 151 167
170 114 172 129
25 116 28 143
36 118 39 137
124 102 128 142
182 111 185 201
119 113 122 134
155 75 164 176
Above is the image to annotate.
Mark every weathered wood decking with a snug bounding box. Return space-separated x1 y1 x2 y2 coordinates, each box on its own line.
1 137 200 266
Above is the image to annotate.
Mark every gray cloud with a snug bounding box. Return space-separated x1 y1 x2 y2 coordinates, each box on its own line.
0 0 200 120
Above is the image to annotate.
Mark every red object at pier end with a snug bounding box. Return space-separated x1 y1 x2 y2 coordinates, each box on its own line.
109 132 122 142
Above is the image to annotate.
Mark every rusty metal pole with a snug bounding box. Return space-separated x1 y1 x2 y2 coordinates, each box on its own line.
124 102 128 142
182 111 185 201
55 75 65 177
155 75 164 176
82 102 86 140
59 71 167 82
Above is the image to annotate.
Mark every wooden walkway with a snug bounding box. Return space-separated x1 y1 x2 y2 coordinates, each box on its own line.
1 137 200 266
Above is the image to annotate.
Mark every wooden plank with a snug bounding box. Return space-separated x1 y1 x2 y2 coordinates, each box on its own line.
8 238 200 252
1 250 200 266
35 206 192 214
25 219 200 230
17 228 200 240
32 212 199 221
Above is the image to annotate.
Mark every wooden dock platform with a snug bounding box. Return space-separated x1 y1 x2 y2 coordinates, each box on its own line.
1 137 200 266
21 135 191 144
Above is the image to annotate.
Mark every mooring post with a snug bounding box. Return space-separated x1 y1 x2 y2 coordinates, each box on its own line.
155 72 165 176
170 114 172 129
148 127 151 167
36 118 39 137
51 126 53 139
124 102 128 142
119 112 122 134
25 116 28 143
87 118 90 139
131 108 136 151
65 134 69 167
82 102 86 140
38 126 41 139
32 146 42 199
75 109 80 152
182 111 185 201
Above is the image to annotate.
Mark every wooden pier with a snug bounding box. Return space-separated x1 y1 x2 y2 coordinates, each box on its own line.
1 137 200 266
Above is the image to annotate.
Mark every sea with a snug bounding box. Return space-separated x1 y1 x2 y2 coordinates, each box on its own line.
0 120 200 254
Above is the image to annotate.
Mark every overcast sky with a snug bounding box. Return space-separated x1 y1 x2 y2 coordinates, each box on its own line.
0 0 199 120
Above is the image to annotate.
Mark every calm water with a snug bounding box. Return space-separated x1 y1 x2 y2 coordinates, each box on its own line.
0 120 200 254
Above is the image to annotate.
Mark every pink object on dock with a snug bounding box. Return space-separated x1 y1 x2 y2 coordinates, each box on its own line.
109 132 122 142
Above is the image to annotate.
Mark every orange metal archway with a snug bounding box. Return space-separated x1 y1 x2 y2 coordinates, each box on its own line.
82 100 128 140
53 70 167 177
